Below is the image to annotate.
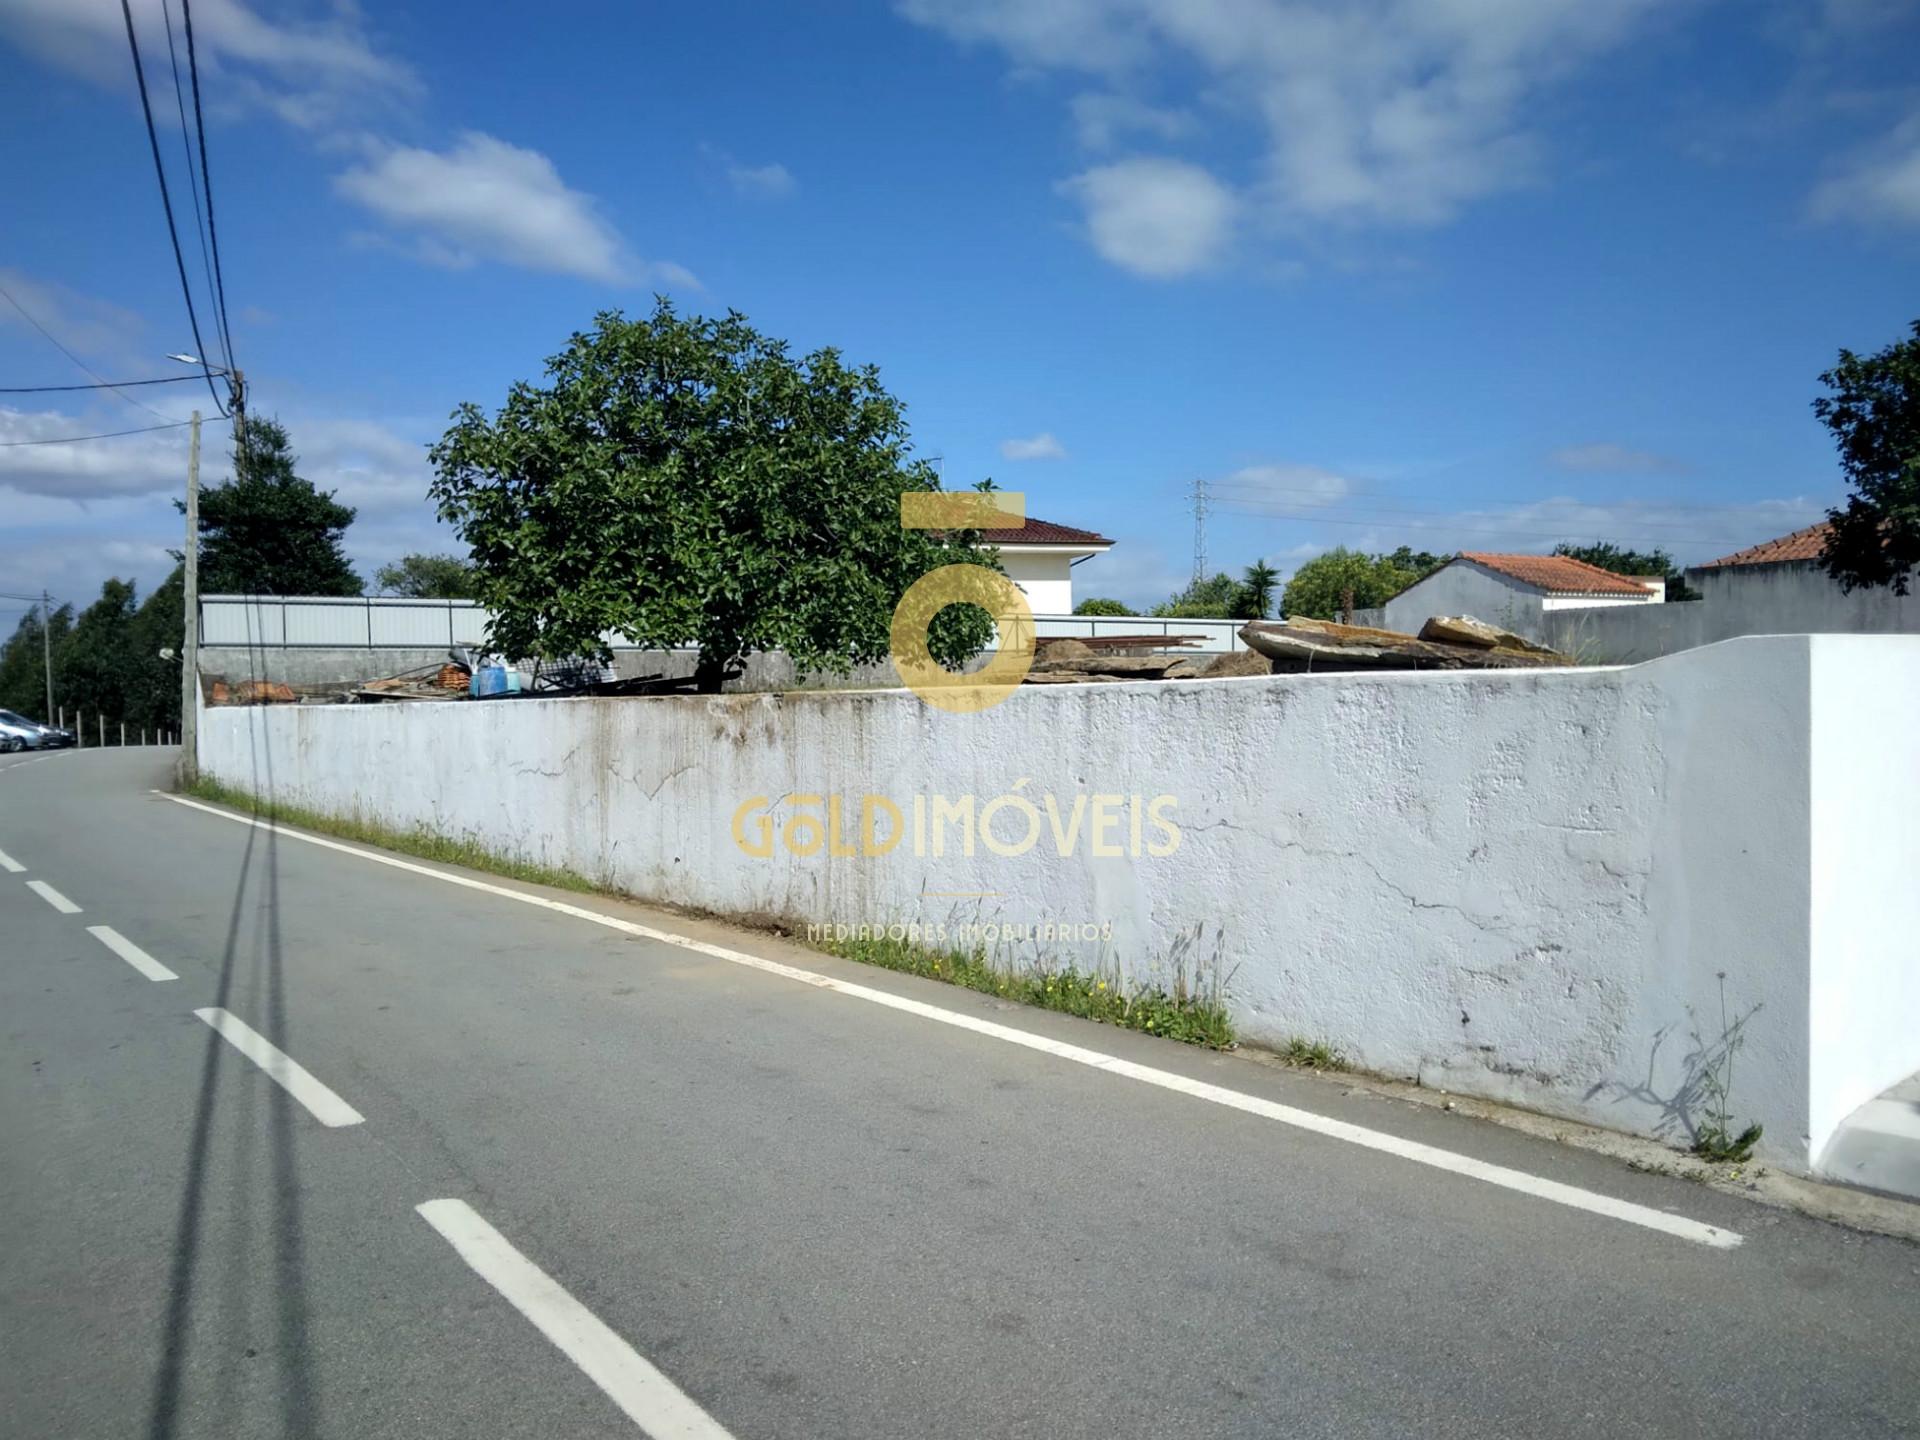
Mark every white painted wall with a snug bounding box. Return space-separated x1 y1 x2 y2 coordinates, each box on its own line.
200 635 1920 1172
1808 635 1920 1164
1382 563 1543 638
999 551 1075 615
1542 561 1920 664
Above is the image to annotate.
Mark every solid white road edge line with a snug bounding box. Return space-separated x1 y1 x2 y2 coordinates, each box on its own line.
161 792 1742 1249
87 925 178 982
0 847 24 873
25 879 81 914
193 1007 365 1127
417 1199 736 1440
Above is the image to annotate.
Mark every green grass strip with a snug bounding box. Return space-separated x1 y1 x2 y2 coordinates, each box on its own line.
185 779 1237 1052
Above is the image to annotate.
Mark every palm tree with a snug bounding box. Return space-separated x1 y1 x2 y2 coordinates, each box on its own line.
1238 560 1280 620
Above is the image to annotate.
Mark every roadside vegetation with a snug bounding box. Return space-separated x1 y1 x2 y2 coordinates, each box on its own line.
181 777 1238 1051
184 778 597 895
814 930 1236 1050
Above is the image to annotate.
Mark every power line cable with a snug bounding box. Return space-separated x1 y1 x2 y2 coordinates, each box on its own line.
0 279 185 423
179 0 237 376
1206 498 1783 548
0 376 203 394
0 419 196 447
117 0 226 417
160 0 224 373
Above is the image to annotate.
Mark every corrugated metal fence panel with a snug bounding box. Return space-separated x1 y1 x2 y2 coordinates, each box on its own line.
201 598 1247 653
369 603 459 647
201 599 289 646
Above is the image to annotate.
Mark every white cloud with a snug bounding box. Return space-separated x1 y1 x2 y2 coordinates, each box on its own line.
1219 462 1351 505
1549 443 1685 474
1000 431 1068 461
727 160 797 199
0 266 150 372
0 0 415 131
1812 114 1920 227
1071 92 1196 150
0 406 197 498
1059 157 1236 277
1211 493 1831 569
334 133 685 286
902 0 1668 261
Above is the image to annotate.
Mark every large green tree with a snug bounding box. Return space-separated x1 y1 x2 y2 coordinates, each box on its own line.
430 303 998 691
1152 572 1246 618
190 416 361 596
1552 542 1701 602
1816 319 1920 595
1280 547 1426 620
1073 597 1135 616
375 552 478 599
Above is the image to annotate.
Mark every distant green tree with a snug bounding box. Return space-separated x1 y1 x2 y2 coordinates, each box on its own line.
53 579 138 723
1280 548 1423 620
0 603 71 723
1236 561 1280 620
1814 318 1920 595
375 553 478 599
0 576 184 735
1073 597 1135 616
1382 547 1451 578
190 416 361 596
431 302 996 691
1152 572 1247 618
1552 542 1701 602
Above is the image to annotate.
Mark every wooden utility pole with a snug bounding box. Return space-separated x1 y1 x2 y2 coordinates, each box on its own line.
40 590 53 724
179 410 202 786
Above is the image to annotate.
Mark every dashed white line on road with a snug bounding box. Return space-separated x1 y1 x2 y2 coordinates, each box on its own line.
0 847 24 873
417 1199 735 1439
165 791 1743 1249
25 879 80 914
193 1007 365 1127
87 925 178 982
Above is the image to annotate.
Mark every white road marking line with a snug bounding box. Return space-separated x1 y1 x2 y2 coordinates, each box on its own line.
26 879 81 914
193 1007 365 1127
0 847 24 873
418 1199 734 1439
87 925 178 982
164 791 1742 1249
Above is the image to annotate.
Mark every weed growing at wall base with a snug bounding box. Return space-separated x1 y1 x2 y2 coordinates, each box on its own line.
182 779 1233 1050
814 931 1236 1050
183 778 598 895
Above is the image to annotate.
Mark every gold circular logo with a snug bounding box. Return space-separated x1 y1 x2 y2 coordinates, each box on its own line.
890 564 1035 714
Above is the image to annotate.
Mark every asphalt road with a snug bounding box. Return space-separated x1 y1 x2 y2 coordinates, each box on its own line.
3 747 1917 1439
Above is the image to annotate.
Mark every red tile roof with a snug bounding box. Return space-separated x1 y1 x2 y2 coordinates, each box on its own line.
1698 522 1831 569
978 516 1113 547
1457 551 1657 597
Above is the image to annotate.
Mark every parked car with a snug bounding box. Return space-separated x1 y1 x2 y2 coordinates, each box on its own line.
0 709 71 750
0 711 43 752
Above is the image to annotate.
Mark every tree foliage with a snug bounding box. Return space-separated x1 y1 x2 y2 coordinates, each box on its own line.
190 416 361 596
1815 318 1920 595
430 302 997 689
375 552 478 599
1237 561 1280 620
1280 547 1434 620
0 572 182 732
1072 597 1135 616
1552 542 1701 602
1152 572 1246 618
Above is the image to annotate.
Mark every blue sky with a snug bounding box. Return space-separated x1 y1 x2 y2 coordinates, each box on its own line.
3 0 1918 615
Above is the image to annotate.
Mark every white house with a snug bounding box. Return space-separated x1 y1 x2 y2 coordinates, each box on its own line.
1383 551 1662 642
979 516 1114 615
